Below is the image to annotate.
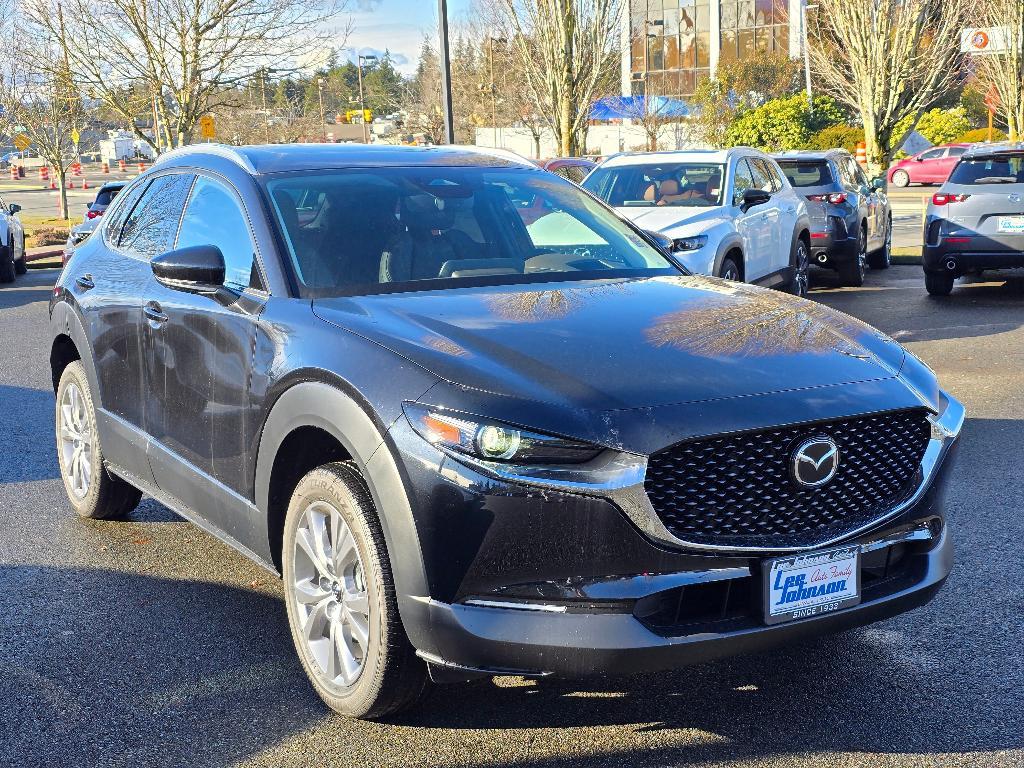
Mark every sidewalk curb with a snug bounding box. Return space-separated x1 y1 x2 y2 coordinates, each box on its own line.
891 247 921 266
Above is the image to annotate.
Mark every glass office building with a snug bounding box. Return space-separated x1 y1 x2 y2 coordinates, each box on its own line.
621 0 802 99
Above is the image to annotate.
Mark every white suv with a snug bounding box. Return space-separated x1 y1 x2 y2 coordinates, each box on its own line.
583 148 812 296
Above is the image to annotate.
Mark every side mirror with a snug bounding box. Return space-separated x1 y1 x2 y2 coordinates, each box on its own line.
151 245 225 293
645 229 674 253
871 177 886 190
741 188 771 211
913 156 924 162
8 203 20 214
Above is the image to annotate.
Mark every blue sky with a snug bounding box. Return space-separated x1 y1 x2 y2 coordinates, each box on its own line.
344 0 475 74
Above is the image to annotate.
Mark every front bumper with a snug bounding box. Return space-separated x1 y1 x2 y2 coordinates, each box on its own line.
393 394 963 680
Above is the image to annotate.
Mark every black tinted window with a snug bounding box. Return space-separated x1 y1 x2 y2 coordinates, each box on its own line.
94 187 122 207
949 155 1024 185
777 161 835 187
176 177 256 290
119 173 195 257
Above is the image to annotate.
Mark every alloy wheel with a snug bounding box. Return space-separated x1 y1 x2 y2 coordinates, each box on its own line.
59 382 93 499
857 228 868 281
291 500 371 688
721 263 739 281
793 242 810 297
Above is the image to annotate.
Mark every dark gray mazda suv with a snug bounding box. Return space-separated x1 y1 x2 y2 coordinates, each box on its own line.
49 144 963 718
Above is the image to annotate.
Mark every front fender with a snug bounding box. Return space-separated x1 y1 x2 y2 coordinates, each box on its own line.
253 381 431 642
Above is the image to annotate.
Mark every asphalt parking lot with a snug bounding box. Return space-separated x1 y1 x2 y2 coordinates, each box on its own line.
2 266 1022 767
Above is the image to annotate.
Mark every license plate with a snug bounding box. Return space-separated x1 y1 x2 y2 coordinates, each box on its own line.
763 545 860 625
997 216 1024 233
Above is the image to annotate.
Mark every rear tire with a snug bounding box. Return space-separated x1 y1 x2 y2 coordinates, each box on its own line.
891 170 910 188
56 361 143 519
784 237 810 297
282 462 428 719
0 242 14 283
14 251 27 275
925 273 954 296
837 228 867 287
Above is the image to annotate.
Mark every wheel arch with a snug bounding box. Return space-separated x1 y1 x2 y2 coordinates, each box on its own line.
254 379 430 606
49 301 100 399
713 236 745 281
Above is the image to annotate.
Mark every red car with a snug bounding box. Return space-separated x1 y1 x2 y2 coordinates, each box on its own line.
887 143 971 187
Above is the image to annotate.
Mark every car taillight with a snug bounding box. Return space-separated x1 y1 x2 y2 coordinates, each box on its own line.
86 210 100 219
807 193 847 204
932 193 970 205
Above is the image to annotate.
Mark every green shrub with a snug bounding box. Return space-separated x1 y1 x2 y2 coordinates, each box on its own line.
724 94 847 152
916 107 971 145
956 127 1008 143
808 124 865 153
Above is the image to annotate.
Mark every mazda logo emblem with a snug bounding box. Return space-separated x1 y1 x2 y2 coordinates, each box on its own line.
791 437 840 488
1009 194 1021 204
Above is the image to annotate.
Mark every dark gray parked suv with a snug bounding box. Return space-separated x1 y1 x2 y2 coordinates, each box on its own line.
775 150 892 287
49 143 962 719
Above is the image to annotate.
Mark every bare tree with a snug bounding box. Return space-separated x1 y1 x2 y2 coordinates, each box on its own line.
973 0 1024 139
491 0 622 156
0 24 84 218
22 0 348 152
809 0 970 172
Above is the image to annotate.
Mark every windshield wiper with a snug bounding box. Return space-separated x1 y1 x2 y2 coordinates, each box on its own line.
971 177 1019 184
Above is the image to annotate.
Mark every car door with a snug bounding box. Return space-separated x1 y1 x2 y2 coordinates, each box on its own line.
752 157 797 277
847 157 879 248
937 146 966 185
915 147 946 183
141 173 266 539
745 158 781 279
68 177 157 484
731 158 767 281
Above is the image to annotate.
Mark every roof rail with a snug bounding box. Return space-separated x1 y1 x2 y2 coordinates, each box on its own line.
153 143 257 174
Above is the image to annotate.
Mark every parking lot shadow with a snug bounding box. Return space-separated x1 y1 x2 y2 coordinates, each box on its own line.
0 270 57 311
0 384 61 484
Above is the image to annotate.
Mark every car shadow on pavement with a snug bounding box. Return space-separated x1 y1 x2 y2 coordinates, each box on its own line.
0 272 56 311
0 384 61 483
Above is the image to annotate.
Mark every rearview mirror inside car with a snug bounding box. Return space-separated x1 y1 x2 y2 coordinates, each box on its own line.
741 188 771 211
151 245 226 293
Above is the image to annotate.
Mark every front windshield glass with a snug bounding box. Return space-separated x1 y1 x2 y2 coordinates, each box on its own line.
265 167 676 298
582 162 726 208
949 155 1024 185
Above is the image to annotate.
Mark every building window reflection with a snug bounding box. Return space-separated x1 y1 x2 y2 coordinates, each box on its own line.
629 0 712 98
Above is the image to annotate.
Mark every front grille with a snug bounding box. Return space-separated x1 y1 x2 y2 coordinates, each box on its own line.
645 410 931 549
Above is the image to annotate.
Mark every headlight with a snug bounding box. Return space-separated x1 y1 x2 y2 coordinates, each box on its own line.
404 404 602 464
672 235 707 251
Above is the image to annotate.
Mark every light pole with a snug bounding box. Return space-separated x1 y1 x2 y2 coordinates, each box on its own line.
437 0 455 143
801 0 817 113
357 54 377 144
317 77 326 142
260 68 270 144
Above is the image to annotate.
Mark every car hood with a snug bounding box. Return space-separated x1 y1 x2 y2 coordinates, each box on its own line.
312 275 906 413
614 206 729 235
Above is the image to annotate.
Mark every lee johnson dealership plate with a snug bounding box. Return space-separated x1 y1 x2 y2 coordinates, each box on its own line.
997 216 1024 233
763 545 860 626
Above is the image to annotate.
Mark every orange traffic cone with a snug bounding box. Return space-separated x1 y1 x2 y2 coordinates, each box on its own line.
67 178 75 189
83 178 89 189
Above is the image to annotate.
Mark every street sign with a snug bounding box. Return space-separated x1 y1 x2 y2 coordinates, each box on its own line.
199 115 215 139
985 84 1001 113
71 128 80 145
12 134 30 151
961 27 1011 54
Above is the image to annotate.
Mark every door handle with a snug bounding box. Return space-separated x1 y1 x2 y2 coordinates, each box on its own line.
75 274 95 290
143 302 168 326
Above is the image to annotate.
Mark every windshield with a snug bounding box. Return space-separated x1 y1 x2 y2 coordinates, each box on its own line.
949 155 1024 185
776 161 835 188
94 187 122 206
582 162 726 208
265 167 676 298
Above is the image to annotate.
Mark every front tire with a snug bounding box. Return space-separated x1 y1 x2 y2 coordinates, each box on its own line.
718 255 741 282
925 273 954 296
0 242 14 283
14 247 27 275
868 216 892 269
282 462 427 719
891 170 910 188
55 361 143 519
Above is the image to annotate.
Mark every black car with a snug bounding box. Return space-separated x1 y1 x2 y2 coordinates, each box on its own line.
774 150 892 287
49 144 962 719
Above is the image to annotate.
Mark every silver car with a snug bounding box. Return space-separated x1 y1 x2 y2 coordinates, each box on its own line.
923 142 1024 295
